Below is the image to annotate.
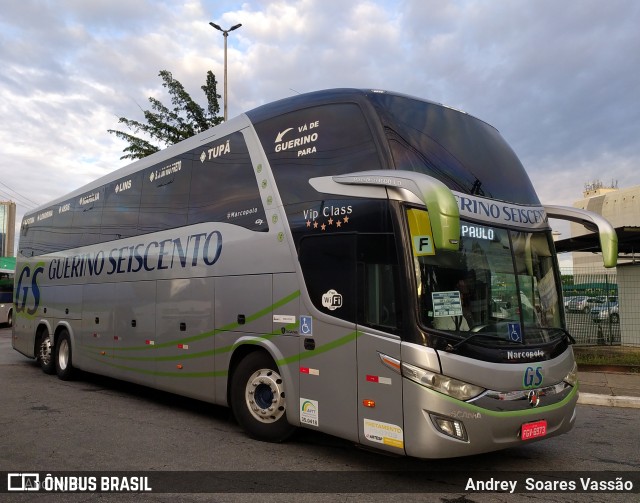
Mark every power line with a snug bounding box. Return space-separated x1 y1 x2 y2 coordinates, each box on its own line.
0 188 38 211
0 180 40 210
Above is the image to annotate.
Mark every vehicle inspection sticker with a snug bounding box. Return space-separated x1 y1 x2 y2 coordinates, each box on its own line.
363 418 404 449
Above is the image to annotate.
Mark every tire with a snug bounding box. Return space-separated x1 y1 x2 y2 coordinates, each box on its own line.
610 313 620 324
36 329 55 375
230 351 295 442
54 329 76 381
583 306 590 314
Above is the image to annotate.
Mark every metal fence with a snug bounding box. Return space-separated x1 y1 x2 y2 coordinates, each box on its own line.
560 266 640 348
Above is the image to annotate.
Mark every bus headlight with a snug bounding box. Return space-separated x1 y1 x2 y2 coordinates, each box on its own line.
401 362 485 401
563 361 578 387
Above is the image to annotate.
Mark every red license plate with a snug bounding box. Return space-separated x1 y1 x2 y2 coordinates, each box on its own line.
521 420 547 440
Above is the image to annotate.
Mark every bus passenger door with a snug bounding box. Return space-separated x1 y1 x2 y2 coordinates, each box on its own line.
355 236 405 455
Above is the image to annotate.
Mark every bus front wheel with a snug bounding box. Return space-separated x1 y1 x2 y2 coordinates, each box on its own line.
54 329 75 381
230 351 295 442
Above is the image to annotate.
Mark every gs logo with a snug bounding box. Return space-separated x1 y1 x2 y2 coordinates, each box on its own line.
523 366 543 389
15 263 44 316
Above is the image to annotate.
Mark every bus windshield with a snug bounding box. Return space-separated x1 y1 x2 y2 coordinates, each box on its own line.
410 211 563 346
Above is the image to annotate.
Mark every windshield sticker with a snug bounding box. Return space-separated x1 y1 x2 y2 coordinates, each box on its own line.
432 291 463 317
407 208 435 256
322 289 343 311
300 398 319 427
508 322 523 343
363 419 404 449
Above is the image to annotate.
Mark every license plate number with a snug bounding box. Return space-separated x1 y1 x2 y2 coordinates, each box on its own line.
521 420 547 440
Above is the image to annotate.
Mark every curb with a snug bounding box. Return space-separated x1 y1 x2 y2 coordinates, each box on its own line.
578 392 640 409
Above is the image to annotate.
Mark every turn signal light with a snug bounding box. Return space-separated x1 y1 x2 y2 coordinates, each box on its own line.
362 399 376 408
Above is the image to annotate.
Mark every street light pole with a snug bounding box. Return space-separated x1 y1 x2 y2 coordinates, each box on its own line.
209 21 242 121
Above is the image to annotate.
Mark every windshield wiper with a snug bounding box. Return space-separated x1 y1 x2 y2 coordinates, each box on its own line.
445 332 501 352
445 327 575 353
535 327 576 345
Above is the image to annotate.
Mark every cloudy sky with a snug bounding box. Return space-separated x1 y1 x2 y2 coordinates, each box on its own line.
1 0 639 254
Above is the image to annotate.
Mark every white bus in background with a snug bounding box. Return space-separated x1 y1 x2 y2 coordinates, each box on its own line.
13 89 617 458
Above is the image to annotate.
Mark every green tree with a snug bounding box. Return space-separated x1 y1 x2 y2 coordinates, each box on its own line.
108 70 223 160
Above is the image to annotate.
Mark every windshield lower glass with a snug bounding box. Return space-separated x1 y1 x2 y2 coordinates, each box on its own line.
409 209 563 346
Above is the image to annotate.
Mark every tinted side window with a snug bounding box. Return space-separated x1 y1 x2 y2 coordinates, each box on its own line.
357 234 402 333
72 188 105 247
188 132 267 231
139 155 192 235
51 200 77 251
18 218 32 257
102 172 143 242
298 234 357 323
298 232 402 332
20 208 55 256
253 103 382 206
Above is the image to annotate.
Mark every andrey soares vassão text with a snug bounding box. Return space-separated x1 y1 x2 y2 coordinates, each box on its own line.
465 476 634 493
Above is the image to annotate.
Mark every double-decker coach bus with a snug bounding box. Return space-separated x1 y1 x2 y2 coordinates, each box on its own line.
13 89 617 458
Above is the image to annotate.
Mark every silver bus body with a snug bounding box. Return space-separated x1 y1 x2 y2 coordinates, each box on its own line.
13 89 616 458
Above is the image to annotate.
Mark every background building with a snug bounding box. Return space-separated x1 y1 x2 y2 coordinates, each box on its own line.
0 201 16 258
571 181 640 271
559 181 640 348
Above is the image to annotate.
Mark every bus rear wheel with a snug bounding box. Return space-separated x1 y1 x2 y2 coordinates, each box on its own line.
36 329 55 375
230 351 295 442
54 329 76 381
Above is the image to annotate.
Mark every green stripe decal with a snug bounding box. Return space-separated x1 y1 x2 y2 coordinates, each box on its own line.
80 290 300 352
83 354 227 378
276 330 360 366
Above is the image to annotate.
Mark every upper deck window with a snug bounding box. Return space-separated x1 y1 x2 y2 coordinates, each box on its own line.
369 93 540 205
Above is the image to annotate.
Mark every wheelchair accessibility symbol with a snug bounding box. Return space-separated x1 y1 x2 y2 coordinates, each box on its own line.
300 316 313 336
508 322 522 343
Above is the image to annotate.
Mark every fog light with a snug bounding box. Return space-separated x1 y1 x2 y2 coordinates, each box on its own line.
430 414 468 441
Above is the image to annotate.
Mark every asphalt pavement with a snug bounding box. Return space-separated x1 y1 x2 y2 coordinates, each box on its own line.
577 369 640 408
